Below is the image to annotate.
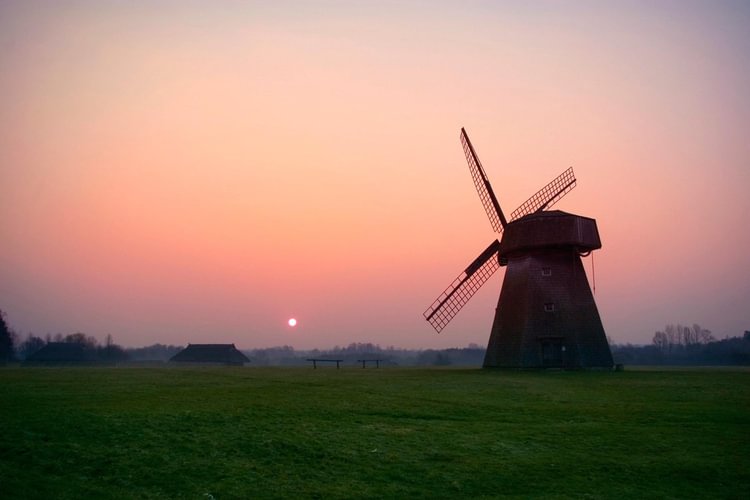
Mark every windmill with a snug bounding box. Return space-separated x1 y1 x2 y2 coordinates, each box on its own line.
424 128 613 369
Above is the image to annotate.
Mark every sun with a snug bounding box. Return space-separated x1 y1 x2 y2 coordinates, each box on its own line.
288 318 297 327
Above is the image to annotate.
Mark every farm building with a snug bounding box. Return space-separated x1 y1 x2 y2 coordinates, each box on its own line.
23 342 98 366
169 344 249 366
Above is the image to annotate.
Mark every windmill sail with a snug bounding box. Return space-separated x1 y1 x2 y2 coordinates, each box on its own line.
424 239 501 332
509 167 576 221
461 128 507 232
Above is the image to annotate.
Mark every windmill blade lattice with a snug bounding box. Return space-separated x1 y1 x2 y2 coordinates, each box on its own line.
424 240 501 332
509 167 576 221
461 128 507 232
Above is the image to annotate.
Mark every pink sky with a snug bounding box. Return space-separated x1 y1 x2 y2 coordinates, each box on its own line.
1 1 749 349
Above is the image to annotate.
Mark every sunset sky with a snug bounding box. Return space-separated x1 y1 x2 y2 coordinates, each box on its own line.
1 1 748 349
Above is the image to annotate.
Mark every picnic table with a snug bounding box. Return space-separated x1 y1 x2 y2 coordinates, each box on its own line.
356 359 383 368
306 359 343 369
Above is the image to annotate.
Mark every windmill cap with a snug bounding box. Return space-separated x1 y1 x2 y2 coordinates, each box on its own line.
499 210 601 258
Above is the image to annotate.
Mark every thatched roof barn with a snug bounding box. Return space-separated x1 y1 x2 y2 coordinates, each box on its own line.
169 344 249 366
23 342 97 366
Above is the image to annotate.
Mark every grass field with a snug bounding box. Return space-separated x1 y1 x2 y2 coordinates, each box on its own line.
1 366 748 499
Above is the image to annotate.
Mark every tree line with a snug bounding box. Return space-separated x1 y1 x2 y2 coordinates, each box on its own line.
2 310 748 366
611 324 750 366
0 309 184 364
9 330 131 364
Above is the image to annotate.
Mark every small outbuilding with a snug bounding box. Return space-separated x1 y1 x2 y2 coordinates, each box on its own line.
169 344 249 366
23 342 98 366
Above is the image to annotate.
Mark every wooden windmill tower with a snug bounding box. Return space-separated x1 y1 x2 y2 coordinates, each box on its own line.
424 128 613 369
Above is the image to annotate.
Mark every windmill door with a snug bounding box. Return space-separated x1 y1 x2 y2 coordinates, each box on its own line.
539 338 564 367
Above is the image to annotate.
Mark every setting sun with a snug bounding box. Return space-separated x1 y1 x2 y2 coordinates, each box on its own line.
288 318 297 327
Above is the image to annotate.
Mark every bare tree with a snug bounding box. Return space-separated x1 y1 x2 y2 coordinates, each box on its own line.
692 323 714 344
63 332 98 348
653 323 715 355
652 331 669 353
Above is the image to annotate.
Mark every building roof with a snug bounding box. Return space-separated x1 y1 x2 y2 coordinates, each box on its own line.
169 344 249 365
24 342 98 363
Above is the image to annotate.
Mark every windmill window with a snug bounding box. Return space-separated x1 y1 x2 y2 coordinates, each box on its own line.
544 303 555 312
541 267 552 276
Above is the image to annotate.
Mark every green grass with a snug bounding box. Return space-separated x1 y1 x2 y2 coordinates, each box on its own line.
1 366 748 499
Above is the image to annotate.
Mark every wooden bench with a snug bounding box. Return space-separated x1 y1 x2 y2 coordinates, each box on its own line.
306 359 343 369
356 359 383 368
